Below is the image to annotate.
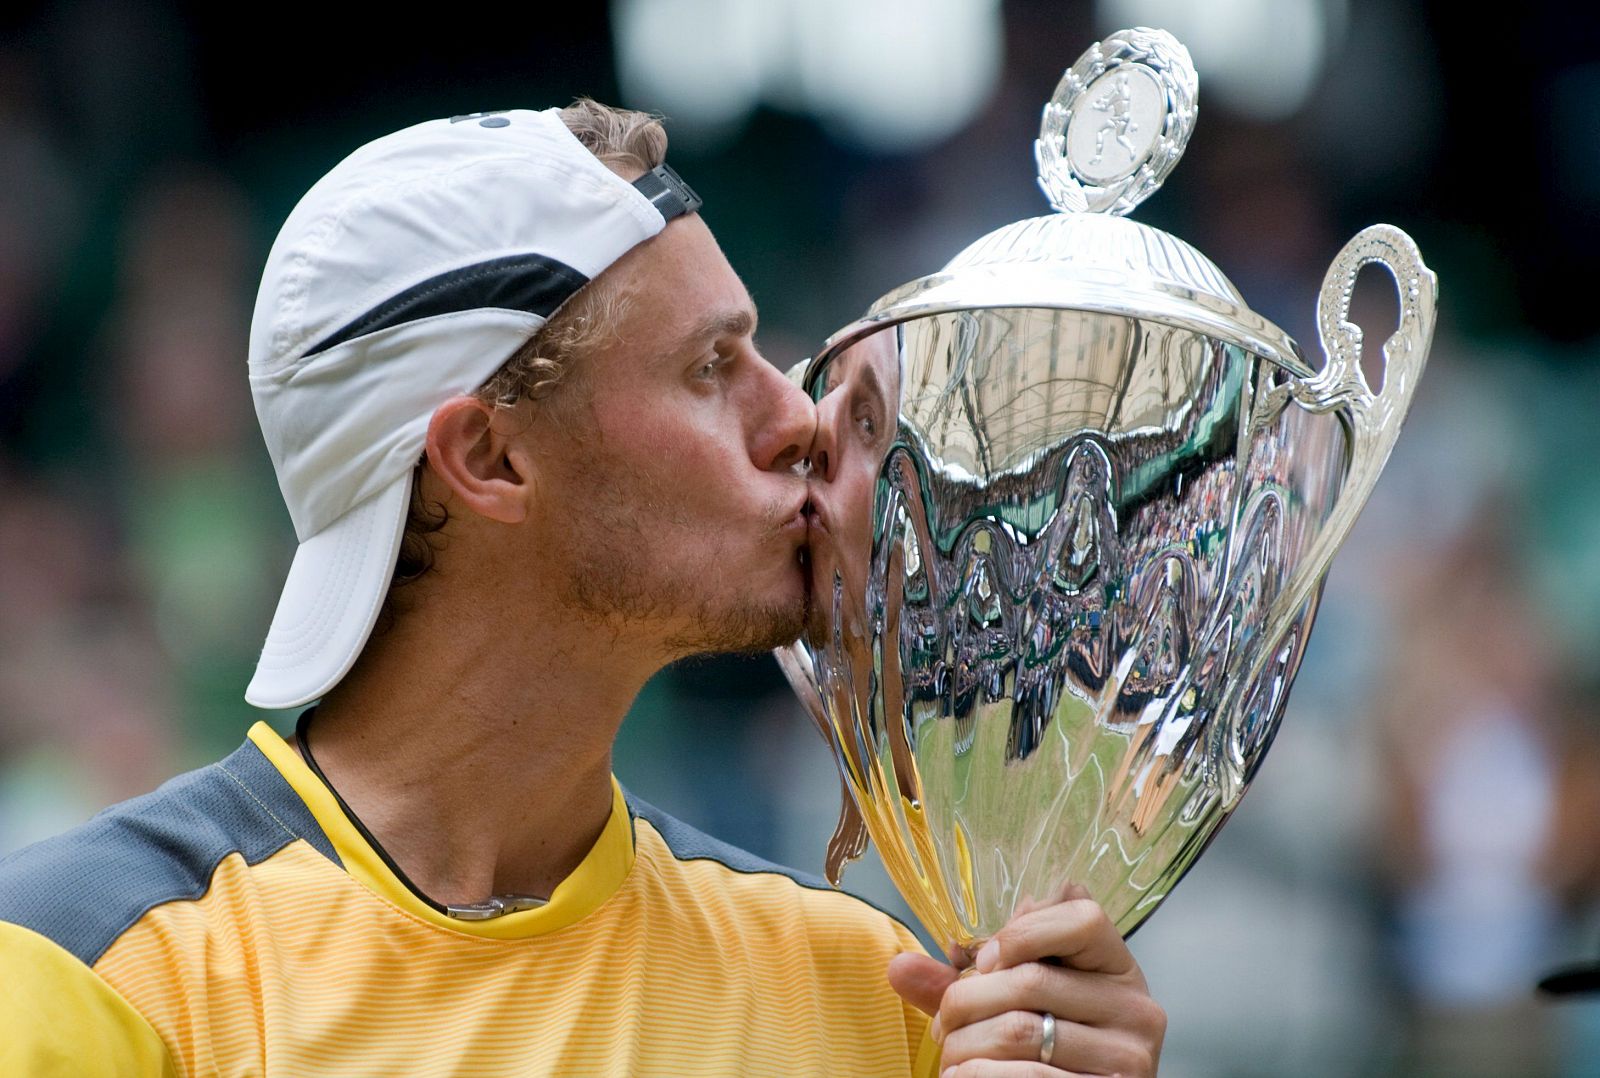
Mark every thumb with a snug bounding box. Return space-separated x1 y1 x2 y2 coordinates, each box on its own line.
887 952 958 1016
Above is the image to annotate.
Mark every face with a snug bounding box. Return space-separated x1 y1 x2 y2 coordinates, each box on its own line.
518 214 816 659
804 328 901 639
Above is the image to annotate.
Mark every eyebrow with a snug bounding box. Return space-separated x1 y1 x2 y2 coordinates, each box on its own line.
676 308 757 355
856 357 883 400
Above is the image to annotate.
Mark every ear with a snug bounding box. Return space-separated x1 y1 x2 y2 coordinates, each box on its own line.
424 396 532 525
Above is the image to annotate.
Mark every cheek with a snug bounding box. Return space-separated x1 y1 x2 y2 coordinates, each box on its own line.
833 457 878 529
574 399 679 477
598 397 748 480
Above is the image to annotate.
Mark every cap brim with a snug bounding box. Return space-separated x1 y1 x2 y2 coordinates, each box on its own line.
245 474 411 710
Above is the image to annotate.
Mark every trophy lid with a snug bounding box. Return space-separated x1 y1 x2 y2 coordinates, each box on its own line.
808 27 1312 385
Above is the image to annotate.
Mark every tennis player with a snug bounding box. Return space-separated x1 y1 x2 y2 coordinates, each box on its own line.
0 100 1164 1076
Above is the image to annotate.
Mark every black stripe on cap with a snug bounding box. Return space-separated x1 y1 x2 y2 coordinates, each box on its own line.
304 252 590 358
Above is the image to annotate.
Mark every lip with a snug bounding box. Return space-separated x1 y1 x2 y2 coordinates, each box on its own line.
804 498 834 542
780 494 811 539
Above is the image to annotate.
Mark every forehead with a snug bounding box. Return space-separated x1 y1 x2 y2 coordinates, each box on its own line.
823 326 899 389
604 215 752 342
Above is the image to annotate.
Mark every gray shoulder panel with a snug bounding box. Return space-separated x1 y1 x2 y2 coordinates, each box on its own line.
624 791 914 934
0 736 339 966
626 792 832 890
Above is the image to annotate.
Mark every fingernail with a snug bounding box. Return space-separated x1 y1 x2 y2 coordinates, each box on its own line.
941 1069 954 1078
929 1015 943 1044
976 939 999 973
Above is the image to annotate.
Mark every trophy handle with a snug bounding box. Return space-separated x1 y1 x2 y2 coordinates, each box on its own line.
1275 222 1437 433
1224 224 1437 794
773 643 870 884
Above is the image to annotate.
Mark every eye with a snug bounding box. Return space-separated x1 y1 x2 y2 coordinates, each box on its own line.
854 407 878 439
693 353 728 381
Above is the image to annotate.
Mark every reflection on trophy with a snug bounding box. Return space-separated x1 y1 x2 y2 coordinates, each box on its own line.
775 26 1438 951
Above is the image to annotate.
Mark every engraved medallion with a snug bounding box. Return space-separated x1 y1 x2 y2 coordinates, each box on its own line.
1035 27 1199 217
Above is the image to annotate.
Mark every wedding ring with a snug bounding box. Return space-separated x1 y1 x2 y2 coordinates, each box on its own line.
1039 1011 1056 1064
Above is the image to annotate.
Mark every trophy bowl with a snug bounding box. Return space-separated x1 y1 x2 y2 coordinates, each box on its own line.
776 27 1437 951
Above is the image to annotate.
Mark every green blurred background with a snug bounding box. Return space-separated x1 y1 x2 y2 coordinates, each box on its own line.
3 1 1599 1074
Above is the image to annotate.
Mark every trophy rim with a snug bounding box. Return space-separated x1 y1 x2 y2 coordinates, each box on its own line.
802 270 1312 395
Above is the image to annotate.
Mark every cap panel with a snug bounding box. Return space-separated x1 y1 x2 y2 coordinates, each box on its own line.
247 110 670 542
248 108 663 377
244 474 411 709
251 308 546 541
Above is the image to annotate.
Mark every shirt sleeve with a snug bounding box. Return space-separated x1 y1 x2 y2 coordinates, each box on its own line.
0 920 178 1077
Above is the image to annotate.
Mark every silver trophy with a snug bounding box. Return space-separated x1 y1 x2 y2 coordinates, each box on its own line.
777 27 1436 950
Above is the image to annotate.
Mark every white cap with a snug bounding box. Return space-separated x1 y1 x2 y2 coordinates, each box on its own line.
245 107 693 709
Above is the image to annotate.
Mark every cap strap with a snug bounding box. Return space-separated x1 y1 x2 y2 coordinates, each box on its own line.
633 164 703 221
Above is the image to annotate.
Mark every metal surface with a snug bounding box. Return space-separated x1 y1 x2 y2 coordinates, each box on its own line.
776 27 1437 950
1035 27 1197 217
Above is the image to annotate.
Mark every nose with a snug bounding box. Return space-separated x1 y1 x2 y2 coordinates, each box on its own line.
753 354 817 473
808 378 841 484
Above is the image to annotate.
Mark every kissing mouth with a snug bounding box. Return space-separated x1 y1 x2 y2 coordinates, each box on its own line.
780 495 813 571
803 497 833 540
780 495 820 573
780 494 811 535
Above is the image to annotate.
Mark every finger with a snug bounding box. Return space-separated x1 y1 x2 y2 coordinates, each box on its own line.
1010 882 1089 921
1052 881 1092 904
939 1009 1155 1076
887 951 958 1017
937 961 1150 1031
975 899 1139 981
946 940 979 972
942 1063 1086 1078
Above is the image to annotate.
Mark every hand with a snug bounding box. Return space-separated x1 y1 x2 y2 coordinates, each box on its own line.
887 885 1165 1077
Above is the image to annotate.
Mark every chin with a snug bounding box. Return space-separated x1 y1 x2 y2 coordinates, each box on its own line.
800 550 839 638
744 580 810 651
691 563 811 655
669 599 806 658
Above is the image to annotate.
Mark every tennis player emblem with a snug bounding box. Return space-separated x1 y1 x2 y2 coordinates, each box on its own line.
1035 27 1197 216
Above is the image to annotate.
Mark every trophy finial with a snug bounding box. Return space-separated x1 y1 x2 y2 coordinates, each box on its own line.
1035 27 1198 216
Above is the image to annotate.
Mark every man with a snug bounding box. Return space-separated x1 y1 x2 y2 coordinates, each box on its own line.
0 100 1165 1075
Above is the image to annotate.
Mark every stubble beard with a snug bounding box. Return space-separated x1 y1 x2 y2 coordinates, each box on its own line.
663 592 806 657
563 539 806 658
555 481 808 659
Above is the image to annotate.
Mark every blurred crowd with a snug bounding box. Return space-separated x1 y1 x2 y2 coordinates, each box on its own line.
3 2 1599 1075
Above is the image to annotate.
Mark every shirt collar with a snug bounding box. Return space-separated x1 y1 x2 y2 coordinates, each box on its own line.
246 720 636 939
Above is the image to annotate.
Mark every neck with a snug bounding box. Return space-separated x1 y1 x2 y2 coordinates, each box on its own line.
300 580 663 906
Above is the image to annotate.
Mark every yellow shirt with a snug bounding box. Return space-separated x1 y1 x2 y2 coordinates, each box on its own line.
0 722 939 1076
